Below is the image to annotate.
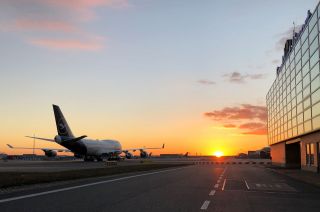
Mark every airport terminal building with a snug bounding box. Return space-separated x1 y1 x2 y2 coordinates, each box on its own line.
267 3 320 172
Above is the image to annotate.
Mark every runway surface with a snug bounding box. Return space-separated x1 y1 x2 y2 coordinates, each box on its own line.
0 159 192 172
0 165 320 212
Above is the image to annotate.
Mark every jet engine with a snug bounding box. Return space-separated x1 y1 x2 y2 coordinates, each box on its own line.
74 153 83 158
43 150 57 157
125 152 133 159
140 150 148 158
54 135 62 143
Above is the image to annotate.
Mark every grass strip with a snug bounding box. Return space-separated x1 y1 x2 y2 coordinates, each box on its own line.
0 163 189 188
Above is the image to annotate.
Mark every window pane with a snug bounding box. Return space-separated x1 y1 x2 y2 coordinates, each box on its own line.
298 123 304 134
310 143 315 164
304 120 312 132
312 101 320 116
312 88 320 104
309 24 318 43
297 102 303 113
301 26 308 43
296 59 302 71
310 36 319 55
303 73 310 88
298 113 304 124
292 107 297 118
312 115 320 129
296 70 302 83
292 126 298 136
297 82 303 94
311 76 320 92
302 52 310 68
303 85 311 98
302 62 310 76
302 40 309 56
309 11 318 29
310 62 319 80
310 50 319 68
304 97 311 109
304 108 311 120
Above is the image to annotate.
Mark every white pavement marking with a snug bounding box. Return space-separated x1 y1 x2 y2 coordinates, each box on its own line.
0 167 187 204
200 200 210 210
244 179 250 190
209 190 216 196
222 179 226 191
214 183 219 188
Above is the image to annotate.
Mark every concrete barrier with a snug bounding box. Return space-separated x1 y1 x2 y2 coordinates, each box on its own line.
193 161 271 165
105 161 117 166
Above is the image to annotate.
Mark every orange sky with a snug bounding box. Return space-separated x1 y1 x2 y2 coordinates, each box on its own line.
1 0 315 157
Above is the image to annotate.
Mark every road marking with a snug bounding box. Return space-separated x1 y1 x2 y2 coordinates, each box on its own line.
222 179 226 191
209 190 216 196
214 183 219 188
244 179 250 190
217 179 221 183
200 200 210 210
0 167 187 204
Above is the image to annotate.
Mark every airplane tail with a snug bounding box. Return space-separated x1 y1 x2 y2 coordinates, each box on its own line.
53 105 74 138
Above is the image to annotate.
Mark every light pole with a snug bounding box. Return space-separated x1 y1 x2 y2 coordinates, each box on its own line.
33 133 35 155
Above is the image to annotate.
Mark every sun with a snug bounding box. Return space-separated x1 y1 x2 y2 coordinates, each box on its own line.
213 151 224 158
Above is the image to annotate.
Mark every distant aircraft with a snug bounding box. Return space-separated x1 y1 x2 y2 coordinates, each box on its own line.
0 153 8 160
7 105 164 161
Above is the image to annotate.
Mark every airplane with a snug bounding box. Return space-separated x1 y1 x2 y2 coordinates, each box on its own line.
0 153 8 160
7 105 164 161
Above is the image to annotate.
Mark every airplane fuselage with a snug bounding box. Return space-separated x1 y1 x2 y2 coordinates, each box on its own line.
59 138 122 158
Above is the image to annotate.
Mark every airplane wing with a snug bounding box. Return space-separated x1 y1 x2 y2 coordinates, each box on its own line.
7 144 70 152
25 136 55 142
123 144 165 152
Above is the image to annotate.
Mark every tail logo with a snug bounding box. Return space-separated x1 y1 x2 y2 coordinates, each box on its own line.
58 119 67 134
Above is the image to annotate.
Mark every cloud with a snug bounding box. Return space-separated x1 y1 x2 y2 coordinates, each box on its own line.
204 104 267 135
238 122 267 135
0 0 128 50
223 124 237 128
29 37 104 51
197 80 215 85
223 72 266 83
204 104 267 122
13 19 77 32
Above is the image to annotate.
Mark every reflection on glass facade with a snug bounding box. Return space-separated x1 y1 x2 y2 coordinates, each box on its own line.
267 5 320 145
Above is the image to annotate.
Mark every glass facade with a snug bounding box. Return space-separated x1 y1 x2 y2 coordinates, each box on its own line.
267 5 320 145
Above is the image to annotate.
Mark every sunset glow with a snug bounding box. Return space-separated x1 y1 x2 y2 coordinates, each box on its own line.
213 151 224 158
0 1 316 157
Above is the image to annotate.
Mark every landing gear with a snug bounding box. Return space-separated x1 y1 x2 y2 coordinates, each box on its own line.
96 157 103 162
84 156 94 162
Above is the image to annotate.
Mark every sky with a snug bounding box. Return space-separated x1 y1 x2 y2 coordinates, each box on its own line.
0 0 319 156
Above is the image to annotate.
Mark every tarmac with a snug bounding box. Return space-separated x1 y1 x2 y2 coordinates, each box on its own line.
0 164 320 212
0 158 271 172
0 159 192 172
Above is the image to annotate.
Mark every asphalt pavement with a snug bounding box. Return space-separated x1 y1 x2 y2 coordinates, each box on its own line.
0 165 320 212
